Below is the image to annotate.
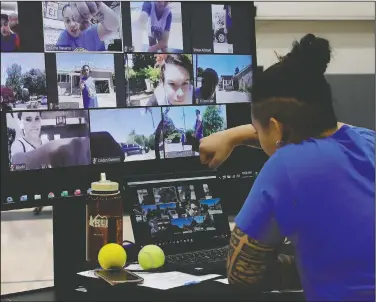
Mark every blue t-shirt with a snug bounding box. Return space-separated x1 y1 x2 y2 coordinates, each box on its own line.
142 1 172 33
56 24 105 51
235 125 375 301
1 33 18 52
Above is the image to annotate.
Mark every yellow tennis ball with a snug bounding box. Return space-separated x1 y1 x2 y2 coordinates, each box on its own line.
98 243 127 270
138 245 165 270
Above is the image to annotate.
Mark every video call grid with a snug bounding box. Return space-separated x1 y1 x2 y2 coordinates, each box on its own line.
1 1 256 205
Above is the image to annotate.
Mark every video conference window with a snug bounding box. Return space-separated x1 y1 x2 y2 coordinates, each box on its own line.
212 4 233 54
125 54 193 107
1 2 20 52
153 186 178 203
133 182 223 239
129 1 184 53
1 53 47 111
42 1 123 52
162 105 227 158
89 108 162 164
6 110 91 171
193 54 252 104
55 53 116 109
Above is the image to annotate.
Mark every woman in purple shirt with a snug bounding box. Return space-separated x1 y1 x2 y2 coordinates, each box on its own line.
200 34 375 301
56 1 120 52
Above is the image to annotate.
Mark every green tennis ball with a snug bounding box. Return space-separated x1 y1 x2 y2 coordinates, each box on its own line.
98 243 127 270
138 245 165 270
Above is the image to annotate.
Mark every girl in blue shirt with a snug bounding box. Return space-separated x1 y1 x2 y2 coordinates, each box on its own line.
200 34 375 301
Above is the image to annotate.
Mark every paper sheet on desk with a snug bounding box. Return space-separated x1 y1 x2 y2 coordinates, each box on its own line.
77 270 98 279
215 278 229 284
215 278 304 294
137 271 220 290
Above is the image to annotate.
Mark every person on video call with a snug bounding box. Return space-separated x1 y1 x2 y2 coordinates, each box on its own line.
223 5 233 52
80 65 98 108
192 109 203 153
10 112 45 159
1 13 20 51
195 68 218 103
199 34 375 300
187 201 201 217
147 54 193 106
56 1 120 51
9 112 47 215
134 1 172 52
180 129 185 151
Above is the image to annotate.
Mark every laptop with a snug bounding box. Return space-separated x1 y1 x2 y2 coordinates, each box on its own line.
125 172 231 275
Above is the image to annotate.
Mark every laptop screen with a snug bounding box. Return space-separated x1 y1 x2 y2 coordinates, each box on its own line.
126 175 231 252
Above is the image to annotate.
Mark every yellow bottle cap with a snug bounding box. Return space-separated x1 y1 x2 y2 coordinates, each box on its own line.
91 173 119 192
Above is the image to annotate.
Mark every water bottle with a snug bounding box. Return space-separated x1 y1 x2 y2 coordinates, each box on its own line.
86 173 123 264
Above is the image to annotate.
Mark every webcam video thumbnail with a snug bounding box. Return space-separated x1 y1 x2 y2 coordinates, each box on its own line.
135 186 222 238
6 110 91 171
136 199 223 237
129 1 183 53
125 54 193 107
89 107 162 164
212 4 233 54
193 54 252 104
56 53 116 109
162 105 227 158
1 2 19 52
1 53 47 111
42 1 123 52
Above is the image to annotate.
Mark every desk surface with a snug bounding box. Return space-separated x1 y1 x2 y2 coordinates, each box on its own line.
2 278 305 302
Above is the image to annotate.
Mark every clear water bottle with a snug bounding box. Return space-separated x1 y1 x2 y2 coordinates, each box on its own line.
86 173 123 264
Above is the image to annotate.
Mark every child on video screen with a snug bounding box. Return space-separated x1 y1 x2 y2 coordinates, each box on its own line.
1 13 20 52
134 1 172 52
80 65 98 108
56 2 120 51
147 54 193 106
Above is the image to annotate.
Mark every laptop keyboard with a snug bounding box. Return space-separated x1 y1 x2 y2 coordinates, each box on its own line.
166 246 228 267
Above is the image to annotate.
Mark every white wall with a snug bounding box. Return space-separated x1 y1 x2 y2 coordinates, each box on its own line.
255 20 375 74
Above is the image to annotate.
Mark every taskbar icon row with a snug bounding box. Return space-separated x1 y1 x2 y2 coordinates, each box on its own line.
4 188 92 204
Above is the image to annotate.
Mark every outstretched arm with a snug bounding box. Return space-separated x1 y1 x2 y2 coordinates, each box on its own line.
95 2 120 41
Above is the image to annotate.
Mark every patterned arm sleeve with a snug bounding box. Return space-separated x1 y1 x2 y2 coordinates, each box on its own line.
227 226 301 290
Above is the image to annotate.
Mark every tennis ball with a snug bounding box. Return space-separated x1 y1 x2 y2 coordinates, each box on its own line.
138 245 165 270
98 243 127 270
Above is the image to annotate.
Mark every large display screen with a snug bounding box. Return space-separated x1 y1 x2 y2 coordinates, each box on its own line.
1 1 257 205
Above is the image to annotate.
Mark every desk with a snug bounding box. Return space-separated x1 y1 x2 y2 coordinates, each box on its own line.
1 275 305 302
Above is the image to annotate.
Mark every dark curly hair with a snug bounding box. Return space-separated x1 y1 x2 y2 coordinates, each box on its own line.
160 54 193 83
251 34 337 144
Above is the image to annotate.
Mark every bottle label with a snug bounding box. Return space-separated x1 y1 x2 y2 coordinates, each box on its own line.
89 214 108 228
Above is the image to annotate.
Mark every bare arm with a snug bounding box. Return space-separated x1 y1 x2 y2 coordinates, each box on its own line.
228 122 350 149
131 11 149 50
96 2 120 41
227 226 301 290
228 124 261 149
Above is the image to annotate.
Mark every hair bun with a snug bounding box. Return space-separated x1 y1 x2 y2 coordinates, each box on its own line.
289 33 332 75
